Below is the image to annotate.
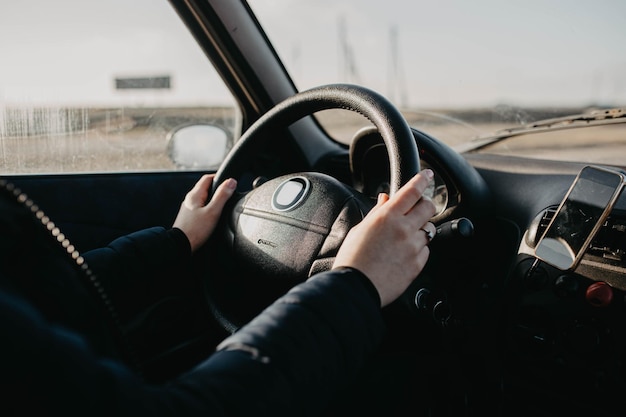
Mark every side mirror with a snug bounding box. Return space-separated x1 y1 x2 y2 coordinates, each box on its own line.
167 124 230 169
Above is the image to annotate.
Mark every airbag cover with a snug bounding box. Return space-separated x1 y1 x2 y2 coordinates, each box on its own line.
230 173 367 284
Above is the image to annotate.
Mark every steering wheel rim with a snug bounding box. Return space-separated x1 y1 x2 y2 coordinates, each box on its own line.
213 84 419 195
207 84 420 333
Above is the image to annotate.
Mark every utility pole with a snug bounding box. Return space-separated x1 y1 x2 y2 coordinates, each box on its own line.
388 25 407 108
338 16 360 83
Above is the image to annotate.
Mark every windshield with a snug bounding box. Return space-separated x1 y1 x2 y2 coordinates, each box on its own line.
247 0 626 163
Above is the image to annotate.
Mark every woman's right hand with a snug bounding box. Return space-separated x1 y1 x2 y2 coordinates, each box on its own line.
332 169 437 306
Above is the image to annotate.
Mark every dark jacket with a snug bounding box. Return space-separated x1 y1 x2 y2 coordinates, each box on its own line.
0 193 385 417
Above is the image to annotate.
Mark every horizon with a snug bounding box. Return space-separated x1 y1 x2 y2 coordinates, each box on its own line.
1 0 625 109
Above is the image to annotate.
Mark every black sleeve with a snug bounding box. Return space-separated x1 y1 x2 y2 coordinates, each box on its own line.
178 268 385 416
0 268 384 417
82 227 192 319
83 226 191 287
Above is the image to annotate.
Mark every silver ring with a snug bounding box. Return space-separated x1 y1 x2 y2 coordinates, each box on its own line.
421 227 434 241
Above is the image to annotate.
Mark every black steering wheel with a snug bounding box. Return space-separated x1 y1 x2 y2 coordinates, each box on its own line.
206 84 420 332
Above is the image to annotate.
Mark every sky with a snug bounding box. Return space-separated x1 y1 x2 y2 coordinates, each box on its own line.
1 0 625 109
249 0 626 108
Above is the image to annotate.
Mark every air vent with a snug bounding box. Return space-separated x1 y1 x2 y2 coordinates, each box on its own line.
537 207 557 241
588 216 626 266
526 206 557 248
527 205 626 266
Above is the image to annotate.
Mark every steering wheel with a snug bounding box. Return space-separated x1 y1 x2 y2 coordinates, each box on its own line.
207 84 420 332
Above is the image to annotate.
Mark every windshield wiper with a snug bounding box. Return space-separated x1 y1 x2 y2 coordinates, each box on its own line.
457 107 626 153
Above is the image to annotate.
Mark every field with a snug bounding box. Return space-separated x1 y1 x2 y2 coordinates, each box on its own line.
1 105 624 174
0 106 237 173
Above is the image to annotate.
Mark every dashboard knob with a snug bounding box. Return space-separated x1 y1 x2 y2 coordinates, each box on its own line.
414 288 451 324
435 217 474 240
414 288 432 311
432 300 451 323
554 275 579 298
585 281 613 307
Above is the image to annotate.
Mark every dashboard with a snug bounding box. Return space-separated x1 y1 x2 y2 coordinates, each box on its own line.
521 204 626 291
345 125 626 415
503 180 626 413
349 127 458 221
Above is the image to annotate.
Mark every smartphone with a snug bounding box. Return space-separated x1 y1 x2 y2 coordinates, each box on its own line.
534 165 626 270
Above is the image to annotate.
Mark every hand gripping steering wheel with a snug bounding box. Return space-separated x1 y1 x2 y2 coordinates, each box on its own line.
206 84 420 332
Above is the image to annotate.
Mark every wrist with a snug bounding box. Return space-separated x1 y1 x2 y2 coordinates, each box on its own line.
169 227 192 257
331 266 381 307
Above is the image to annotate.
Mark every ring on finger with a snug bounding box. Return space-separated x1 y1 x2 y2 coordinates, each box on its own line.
420 227 435 242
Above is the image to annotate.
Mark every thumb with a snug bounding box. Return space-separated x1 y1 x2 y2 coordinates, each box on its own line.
368 192 389 214
206 178 237 212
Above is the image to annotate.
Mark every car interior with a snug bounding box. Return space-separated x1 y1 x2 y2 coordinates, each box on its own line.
2 0 625 416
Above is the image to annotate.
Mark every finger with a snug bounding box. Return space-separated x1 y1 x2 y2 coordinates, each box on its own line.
368 193 389 214
402 196 436 230
192 174 215 193
183 174 215 208
196 174 216 197
387 169 434 214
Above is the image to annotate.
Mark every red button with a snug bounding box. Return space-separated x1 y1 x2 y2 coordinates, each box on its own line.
585 281 613 307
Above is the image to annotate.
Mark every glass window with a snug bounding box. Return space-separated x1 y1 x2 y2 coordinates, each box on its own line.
0 1 239 174
248 0 626 160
